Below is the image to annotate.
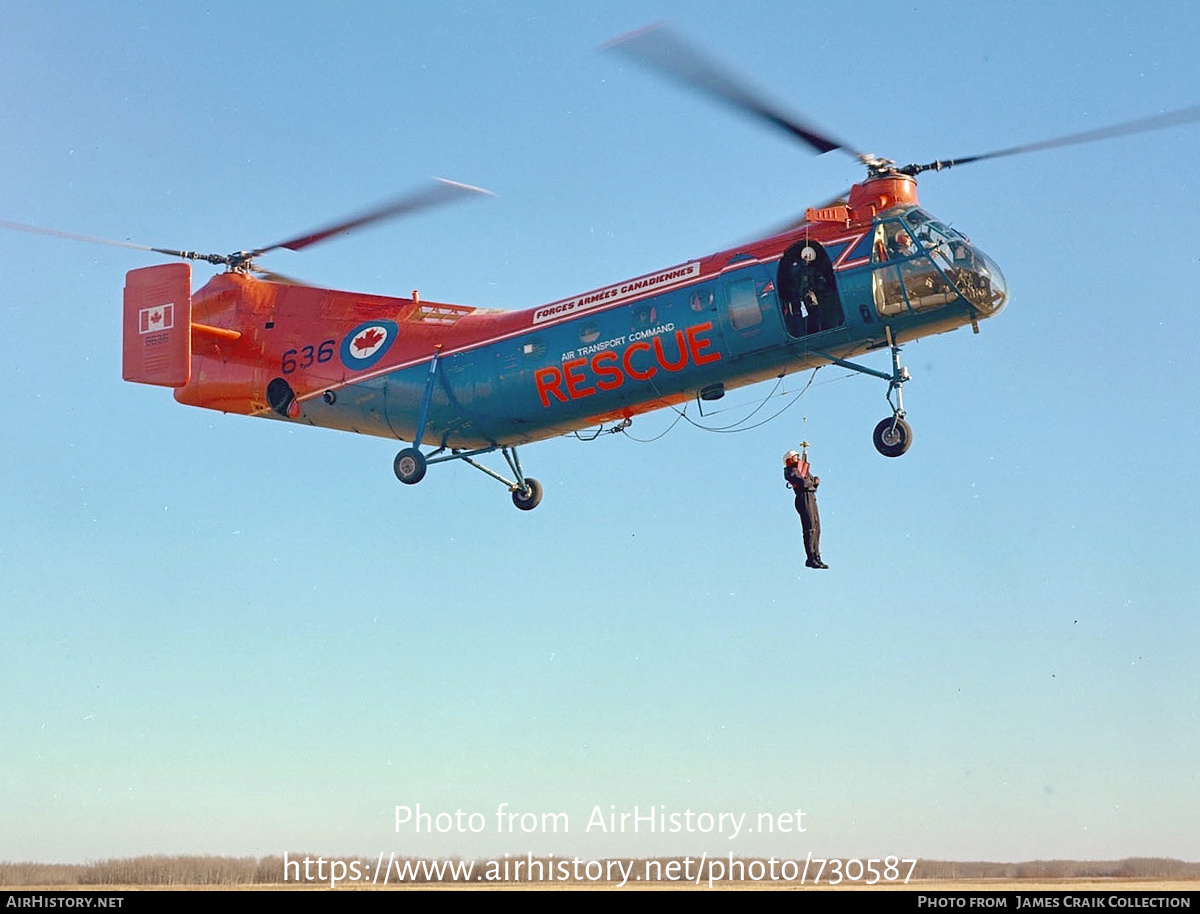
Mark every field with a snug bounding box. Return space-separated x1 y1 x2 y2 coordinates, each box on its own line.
3 856 1198 891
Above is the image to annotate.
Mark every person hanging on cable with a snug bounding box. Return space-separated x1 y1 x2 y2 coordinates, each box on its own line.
784 444 827 569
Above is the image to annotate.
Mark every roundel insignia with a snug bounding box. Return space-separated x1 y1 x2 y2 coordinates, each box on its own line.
340 320 398 371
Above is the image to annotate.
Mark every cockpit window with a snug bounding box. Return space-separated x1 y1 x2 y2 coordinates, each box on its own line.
871 212 1008 317
947 245 1008 314
872 221 921 263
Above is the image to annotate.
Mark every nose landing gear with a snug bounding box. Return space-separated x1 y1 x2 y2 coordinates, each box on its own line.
873 415 913 458
510 476 544 511
815 324 914 458
873 326 913 457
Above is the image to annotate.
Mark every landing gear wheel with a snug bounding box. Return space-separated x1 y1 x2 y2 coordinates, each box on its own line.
393 447 427 485
873 417 913 457
511 478 543 511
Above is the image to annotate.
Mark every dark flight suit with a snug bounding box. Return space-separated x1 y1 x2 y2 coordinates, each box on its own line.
784 465 823 567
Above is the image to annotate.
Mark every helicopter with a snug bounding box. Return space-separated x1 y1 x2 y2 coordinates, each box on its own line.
9 25 1200 511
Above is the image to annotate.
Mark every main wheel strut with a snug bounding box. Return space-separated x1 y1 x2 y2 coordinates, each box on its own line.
392 444 544 510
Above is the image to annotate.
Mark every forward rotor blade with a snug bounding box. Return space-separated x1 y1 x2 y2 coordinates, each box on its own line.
605 23 858 159
0 219 157 253
909 103 1200 174
259 178 495 255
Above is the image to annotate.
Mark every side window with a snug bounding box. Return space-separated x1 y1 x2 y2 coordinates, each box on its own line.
872 220 912 316
689 285 715 313
725 277 762 330
872 223 890 263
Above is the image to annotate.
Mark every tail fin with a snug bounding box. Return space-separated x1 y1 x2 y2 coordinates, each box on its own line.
123 263 191 387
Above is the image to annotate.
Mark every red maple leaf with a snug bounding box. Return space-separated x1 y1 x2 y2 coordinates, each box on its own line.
150 310 162 324
353 327 385 352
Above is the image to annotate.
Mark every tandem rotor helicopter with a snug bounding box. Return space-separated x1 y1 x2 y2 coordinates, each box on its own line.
8 25 1200 510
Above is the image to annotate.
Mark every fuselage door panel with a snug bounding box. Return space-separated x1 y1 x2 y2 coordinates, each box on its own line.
717 264 785 357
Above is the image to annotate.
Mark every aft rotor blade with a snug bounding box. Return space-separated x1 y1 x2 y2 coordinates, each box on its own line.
605 23 859 159
259 178 495 255
0 219 158 253
254 269 310 286
907 103 1200 174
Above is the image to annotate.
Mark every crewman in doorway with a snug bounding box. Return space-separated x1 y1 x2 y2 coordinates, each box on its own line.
784 448 827 569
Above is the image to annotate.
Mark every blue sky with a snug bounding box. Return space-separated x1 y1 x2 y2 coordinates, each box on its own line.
2 1 1197 869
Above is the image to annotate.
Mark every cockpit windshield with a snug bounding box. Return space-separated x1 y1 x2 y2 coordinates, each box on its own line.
871 208 1008 318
